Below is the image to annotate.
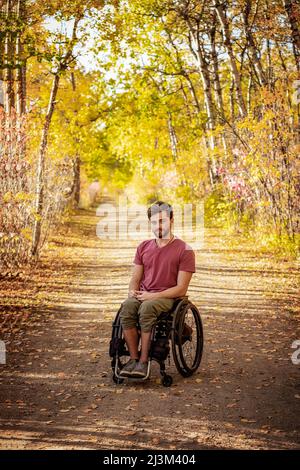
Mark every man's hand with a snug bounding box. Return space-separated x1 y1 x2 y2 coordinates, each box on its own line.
128 289 138 298
135 290 157 301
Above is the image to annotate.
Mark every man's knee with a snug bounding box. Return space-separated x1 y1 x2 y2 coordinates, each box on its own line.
138 298 175 332
138 300 161 332
138 299 157 312
139 298 174 315
121 297 140 309
119 297 140 329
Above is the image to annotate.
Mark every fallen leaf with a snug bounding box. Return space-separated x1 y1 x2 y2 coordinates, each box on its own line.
151 437 160 445
121 431 137 436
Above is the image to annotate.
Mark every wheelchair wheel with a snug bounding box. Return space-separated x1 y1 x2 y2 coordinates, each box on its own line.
161 374 173 387
171 301 203 377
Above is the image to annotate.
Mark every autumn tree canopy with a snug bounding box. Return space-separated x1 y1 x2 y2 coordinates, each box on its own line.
0 0 299 270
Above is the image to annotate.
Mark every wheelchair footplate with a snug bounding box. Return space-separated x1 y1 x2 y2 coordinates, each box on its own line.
114 357 151 381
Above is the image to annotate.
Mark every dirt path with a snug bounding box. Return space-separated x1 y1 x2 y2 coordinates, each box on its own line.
0 198 299 450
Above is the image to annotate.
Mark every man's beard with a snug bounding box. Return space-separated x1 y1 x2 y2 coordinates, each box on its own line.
156 229 170 239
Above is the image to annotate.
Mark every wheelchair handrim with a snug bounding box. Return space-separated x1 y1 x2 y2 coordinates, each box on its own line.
172 302 203 376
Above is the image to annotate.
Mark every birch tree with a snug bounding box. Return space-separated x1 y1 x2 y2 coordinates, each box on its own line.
214 0 247 118
31 15 82 256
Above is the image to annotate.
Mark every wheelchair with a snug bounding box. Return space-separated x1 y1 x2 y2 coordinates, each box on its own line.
109 296 204 387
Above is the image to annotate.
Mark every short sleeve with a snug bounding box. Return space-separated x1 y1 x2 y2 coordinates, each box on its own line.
178 248 196 273
133 244 143 265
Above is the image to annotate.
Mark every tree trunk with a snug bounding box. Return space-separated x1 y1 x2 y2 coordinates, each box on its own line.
73 155 81 206
15 0 26 116
70 71 81 207
247 74 252 114
15 0 26 153
179 79 193 121
3 0 14 118
283 0 300 72
214 1 247 117
187 22 218 183
242 0 267 86
167 111 178 161
230 78 235 123
282 0 300 139
210 11 225 121
187 25 216 135
31 73 60 256
210 11 228 156
31 16 81 256
184 73 201 114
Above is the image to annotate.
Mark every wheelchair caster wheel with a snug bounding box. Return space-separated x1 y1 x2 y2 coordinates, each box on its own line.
113 374 124 385
161 375 173 387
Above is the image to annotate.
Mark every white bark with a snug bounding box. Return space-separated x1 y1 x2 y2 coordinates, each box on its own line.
214 1 247 118
31 17 81 256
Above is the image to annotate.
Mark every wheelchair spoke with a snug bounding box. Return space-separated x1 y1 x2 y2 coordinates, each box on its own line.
181 308 198 368
172 302 203 376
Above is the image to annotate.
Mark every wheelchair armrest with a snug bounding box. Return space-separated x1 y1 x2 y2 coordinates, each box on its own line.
173 296 188 309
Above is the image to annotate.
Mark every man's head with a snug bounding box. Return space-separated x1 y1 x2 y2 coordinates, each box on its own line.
147 201 173 239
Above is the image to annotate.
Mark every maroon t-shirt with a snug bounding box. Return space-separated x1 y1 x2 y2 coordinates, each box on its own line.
133 236 196 292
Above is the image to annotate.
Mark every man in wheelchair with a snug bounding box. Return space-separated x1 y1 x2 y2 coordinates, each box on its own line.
119 201 196 378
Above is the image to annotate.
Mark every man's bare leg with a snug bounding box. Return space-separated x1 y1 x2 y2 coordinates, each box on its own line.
140 331 152 363
123 327 139 360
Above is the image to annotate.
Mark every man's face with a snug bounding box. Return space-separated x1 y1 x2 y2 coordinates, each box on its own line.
149 210 173 239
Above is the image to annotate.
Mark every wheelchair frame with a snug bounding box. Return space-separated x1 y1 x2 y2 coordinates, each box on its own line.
109 296 204 387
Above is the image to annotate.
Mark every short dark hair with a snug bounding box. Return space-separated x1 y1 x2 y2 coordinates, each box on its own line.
147 200 173 220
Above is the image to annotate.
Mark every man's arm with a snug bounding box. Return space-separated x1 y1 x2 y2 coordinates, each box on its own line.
136 271 193 300
128 264 144 298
